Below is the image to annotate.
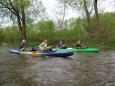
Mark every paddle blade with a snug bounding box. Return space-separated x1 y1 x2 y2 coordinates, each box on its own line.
32 50 39 54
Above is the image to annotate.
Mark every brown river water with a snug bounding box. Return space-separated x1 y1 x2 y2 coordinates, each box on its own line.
0 47 115 86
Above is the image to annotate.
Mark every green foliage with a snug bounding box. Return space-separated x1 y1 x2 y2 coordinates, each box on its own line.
0 0 48 39
36 20 54 32
13 0 30 7
0 28 4 42
68 17 87 40
3 26 20 42
26 25 38 41
99 12 115 41
1 12 115 50
35 20 55 41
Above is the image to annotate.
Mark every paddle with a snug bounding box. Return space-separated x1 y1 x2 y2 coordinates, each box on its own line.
32 50 39 54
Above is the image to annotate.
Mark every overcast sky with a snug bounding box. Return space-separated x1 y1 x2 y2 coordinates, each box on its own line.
42 0 78 19
42 0 115 19
100 0 115 12
1 0 115 27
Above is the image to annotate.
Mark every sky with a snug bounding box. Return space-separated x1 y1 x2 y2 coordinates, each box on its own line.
1 0 115 27
42 0 77 19
100 0 115 12
42 0 115 19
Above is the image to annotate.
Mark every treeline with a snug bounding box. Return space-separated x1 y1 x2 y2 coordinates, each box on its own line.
0 12 115 49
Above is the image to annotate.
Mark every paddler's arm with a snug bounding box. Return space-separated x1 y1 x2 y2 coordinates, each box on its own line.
39 43 44 51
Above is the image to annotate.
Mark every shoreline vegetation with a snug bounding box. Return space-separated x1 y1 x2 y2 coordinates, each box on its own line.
0 1 115 50
1 13 115 50
0 40 115 50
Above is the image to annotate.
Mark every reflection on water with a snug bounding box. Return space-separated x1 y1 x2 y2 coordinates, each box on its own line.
0 47 115 86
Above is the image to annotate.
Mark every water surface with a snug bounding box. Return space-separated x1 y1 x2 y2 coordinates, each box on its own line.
0 47 115 86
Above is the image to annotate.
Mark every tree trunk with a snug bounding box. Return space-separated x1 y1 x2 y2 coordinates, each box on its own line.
21 0 26 39
16 0 26 39
83 0 91 38
94 0 99 39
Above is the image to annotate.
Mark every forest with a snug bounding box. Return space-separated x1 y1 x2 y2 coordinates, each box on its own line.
0 0 115 49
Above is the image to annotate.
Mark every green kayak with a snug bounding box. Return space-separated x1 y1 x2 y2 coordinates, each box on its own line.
53 48 99 53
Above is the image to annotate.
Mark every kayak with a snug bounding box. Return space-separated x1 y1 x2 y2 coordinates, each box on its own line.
52 48 99 53
9 49 73 57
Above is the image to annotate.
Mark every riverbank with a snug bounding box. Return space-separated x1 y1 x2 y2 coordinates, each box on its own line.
0 40 115 50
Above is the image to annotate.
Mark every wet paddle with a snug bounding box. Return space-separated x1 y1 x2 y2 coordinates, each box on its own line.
32 50 39 54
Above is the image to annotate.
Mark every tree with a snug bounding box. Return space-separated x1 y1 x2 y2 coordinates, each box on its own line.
35 20 55 41
93 0 99 39
0 0 46 39
51 0 71 31
51 0 74 39
83 0 91 35
77 0 93 38
57 0 94 38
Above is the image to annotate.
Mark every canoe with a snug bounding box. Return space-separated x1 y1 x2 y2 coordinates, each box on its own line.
9 49 73 57
52 48 99 53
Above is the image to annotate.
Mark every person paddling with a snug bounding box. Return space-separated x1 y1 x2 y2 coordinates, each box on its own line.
56 41 67 49
19 39 27 51
76 40 88 49
39 39 52 52
19 39 36 51
76 40 83 49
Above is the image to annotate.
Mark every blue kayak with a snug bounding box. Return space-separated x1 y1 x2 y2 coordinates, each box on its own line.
9 49 73 57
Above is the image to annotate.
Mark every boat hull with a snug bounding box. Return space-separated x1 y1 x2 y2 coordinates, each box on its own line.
52 48 99 53
9 49 73 57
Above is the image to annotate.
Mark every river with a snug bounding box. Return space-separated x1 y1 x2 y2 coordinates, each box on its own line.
0 47 115 86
